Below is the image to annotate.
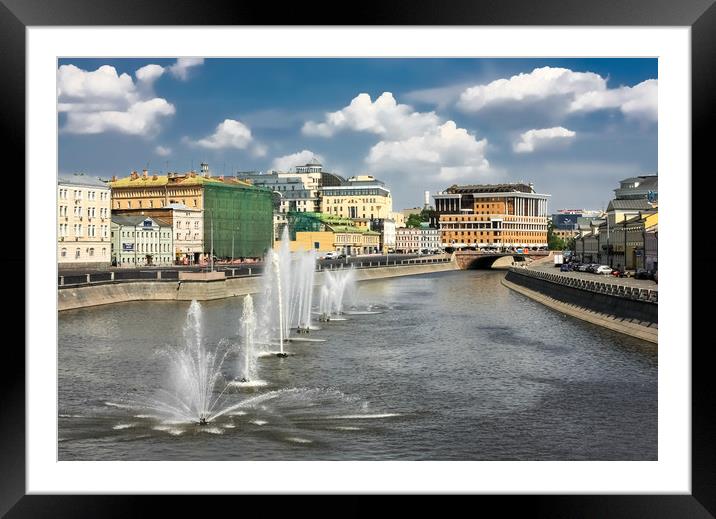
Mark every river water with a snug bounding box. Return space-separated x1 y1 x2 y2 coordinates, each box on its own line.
58 270 657 460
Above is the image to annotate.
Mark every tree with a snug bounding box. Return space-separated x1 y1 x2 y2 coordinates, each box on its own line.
547 221 566 250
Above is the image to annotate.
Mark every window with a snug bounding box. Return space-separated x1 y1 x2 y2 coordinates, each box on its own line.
61 248 67 258
75 248 81 258
89 248 95 257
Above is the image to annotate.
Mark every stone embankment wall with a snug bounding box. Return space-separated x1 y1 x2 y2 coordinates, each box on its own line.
503 268 657 343
58 261 458 311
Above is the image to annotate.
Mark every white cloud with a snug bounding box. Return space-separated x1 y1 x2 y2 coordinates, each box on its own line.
271 150 324 171
569 79 657 122
302 92 440 140
366 121 490 183
135 64 165 85
57 64 175 136
457 66 657 122
187 118 265 156
513 127 576 154
168 58 205 80
154 145 172 156
458 67 605 112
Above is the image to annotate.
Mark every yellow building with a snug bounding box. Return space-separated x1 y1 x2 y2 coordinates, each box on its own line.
320 175 393 220
109 168 252 211
434 183 549 249
58 173 112 268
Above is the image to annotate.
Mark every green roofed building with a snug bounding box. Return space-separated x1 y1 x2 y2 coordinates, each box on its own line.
285 211 380 255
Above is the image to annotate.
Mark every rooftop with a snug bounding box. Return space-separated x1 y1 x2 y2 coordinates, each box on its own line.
109 171 254 189
58 173 109 188
445 183 536 194
607 199 657 211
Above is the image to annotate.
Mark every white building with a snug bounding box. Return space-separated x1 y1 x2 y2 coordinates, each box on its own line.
165 203 203 264
241 168 322 214
111 215 174 267
58 173 112 269
419 225 441 252
396 227 421 253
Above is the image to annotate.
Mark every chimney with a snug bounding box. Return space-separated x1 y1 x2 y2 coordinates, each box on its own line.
190 171 196 178
130 170 138 180
142 169 148 179
219 175 224 182
152 172 158 180
111 175 117 182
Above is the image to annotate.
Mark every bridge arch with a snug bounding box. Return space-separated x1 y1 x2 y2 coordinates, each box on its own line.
463 254 524 269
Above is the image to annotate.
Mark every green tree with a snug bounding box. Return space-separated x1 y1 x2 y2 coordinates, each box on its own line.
547 221 566 250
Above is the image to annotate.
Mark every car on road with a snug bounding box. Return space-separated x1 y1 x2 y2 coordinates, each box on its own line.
560 263 571 272
595 265 613 275
634 268 655 280
586 264 600 273
321 251 339 260
336 253 346 260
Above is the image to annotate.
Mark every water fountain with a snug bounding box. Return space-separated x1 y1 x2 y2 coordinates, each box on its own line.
257 228 323 356
318 268 357 321
130 300 235 425
229 294 268 388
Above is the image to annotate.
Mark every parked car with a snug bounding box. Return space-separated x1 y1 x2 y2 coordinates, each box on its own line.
595 265 613 275
611 268 628 278
322 251 339 260
586 264 600 273
634 268 655 280
560 263 571 272
336 253 346 260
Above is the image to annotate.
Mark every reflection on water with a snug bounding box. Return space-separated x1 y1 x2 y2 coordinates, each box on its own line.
58 270 657 460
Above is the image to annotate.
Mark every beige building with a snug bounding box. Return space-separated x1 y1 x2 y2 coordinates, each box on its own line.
320 175 393 220
58 173 112 269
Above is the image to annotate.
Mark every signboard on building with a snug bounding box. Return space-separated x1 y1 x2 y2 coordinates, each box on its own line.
123 243 134 251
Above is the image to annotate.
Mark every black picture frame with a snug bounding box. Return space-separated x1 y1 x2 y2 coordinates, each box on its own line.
4 0 706 515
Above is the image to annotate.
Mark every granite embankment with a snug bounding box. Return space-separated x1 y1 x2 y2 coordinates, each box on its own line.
502 267 657 344
58 261 458 311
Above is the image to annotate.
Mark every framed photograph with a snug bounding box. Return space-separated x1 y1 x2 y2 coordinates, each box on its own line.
6 0 707 515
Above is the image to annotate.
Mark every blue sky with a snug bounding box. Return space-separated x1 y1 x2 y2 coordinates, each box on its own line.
58 58 657 211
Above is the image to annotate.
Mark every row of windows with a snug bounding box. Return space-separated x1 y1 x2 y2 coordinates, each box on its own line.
58 189 109 201
117 230 171 238
176 233 201 240
59 224 109 238
175 220 201 229
60 247 107 258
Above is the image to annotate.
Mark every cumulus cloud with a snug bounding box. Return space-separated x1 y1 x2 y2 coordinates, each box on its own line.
366 121 490 183
302 92 440 140
457 66 657 122
569 79 657 122
168 58 205 80
271 150 324 171
135 64 165 85
513 127 576 153
186 118 266 156
57 64 175 135
154 145 172 156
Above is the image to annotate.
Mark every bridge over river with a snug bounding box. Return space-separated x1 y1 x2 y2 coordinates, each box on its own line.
453 249 550 269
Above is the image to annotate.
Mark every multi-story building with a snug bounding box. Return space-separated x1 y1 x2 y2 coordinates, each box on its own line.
419 223 441 252
110 215 174 267
577 211 657 269
109 165 273 259
434 183 549 250
370 218 396 253
284 212 380 255
113 203 203 264
396 227 421 253
320 175 393 220
58 173 112 269
613 174 658 201
241 169 321 213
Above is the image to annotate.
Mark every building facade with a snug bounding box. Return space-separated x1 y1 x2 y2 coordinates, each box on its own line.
419 224 441 252
396 227 421 253
109 167 273 259
110 215 174 267
113 203 203 264
58 174 112 269
434 183 549 249
320 175 393 220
